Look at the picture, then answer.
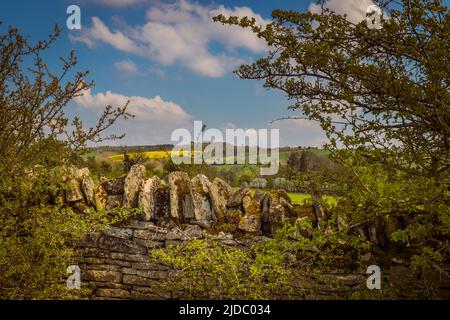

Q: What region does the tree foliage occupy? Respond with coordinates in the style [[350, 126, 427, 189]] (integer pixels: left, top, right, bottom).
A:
[[215, 0, 449, 276], [0, 23, 132, 298]]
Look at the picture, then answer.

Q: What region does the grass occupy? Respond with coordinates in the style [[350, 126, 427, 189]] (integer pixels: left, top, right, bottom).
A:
[[248, 188, 338, 206], [288, 192, 338, 206]]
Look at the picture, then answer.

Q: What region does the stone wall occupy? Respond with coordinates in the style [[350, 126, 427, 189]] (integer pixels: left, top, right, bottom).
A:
[[75, 217, 450, 300], [75, 218, 369, 300], [65, 165, 450, 300], [66, 164, 298, 299], [65, 164, 295, 236]]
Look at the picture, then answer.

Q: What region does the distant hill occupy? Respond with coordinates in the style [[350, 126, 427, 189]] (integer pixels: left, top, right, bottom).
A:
[[85, 144, 330, 165]]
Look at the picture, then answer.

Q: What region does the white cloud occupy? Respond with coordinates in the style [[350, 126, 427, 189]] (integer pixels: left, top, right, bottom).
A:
[[70, 17, 143, 54], [309, 0, 376, 24], [71, 0, 270, 77], [114, 59, 138, 74], [73, 88, 192, 145], [75, 88, 190, 123]]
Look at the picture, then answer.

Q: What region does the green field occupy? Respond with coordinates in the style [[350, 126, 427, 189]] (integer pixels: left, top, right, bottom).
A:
[[288, 192, 338, 206], [247, 188, 338, 206]]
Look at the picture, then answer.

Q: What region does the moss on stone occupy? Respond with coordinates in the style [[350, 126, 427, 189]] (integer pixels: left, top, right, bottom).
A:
[[215, 222, 238, 233], [226, 209, 242, 225], [246, 199, 261, 217]]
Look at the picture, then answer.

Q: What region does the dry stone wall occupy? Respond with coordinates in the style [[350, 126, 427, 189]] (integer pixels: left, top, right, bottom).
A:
[[61, 164, 295, 236], [64, 165, 450, 300], [75, 220, 372, 300], [66, 164, 298, 299]]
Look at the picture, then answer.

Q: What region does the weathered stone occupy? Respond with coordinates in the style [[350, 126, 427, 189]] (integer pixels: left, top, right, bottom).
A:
[[86, 263, 122, 272], [94, 185, 108, 211], [192, 194, 212, 223], [104, 227, 133, 240], [280, 196, 294, 211], [227, 188, 251, 207], [101, 176, 125, 195], [81, 177, 95, 206], [127, 220, 168, 231], [83, 270, 121, 283], [260, 193, 271, 234], [209, 178, 233, 222], [218, 239, 239, 246], [122, 268, 167, 280], [184, 224, 204, 239], [242, 196, 252, 213], [139, 176, 164, 221], [216, 222, 239, 233], [99, 236, 147, 254], [131, 262, 168, 271], [335, 274, 366, 286], [106, 194, 123, 212], [192, 220, 212, 229], [130, 288, 165, 300], [268, 201, 287, 233], [182, 193, 196, 220], [133, 229, 168, 241], [84, 257, 107, 265], [105, 259, 133, 267], [124, 165, 146, 209], [265, 189, 293, 234], [191, 174, 211, 195], [226, 209, 242, 224], [190, 175, 213, 224], [215, 177, 233, 196], [65, 178, 84, 202], [109, 252, 151, 263], [96, 288, 130, 299], [238, 195, 262, 233], [238, 213, 261, 233], [84, 257, 132, 267], [72, 167, 91, 180], [123, 274, 157, 286], [81, 248, 110, 259], [165, 229, 186, 241], [166, 225, 204, 241], [154, 184, 170, 219], [134, 239, 164, 249], [90, 282, 132, 291], [260, 193, 269, 221], [217, 231, 234, 240], [168, 171, 192, 220]]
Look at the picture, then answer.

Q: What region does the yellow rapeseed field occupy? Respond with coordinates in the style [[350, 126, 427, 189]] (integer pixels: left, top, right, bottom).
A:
[[109, 150, 201, 162]]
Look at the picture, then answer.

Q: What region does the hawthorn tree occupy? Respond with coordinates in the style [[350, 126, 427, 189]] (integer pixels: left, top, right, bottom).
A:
[[0, 24, 132, 180], [0, 23, 132, 298], [215, 0, 449, 277]]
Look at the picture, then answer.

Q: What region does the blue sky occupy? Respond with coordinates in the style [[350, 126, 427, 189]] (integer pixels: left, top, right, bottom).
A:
[[2, 0, 440, 147]]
